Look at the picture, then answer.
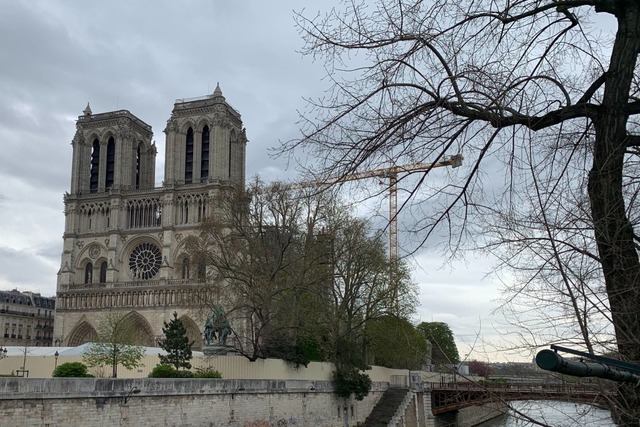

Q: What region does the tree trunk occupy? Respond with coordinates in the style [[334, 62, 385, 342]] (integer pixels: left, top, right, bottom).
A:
[[587, 4, 640, 424], [112, 345, 118, 378]]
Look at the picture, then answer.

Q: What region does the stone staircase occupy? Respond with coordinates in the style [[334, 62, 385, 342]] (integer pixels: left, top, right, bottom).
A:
[[362, 387, 411, 427]]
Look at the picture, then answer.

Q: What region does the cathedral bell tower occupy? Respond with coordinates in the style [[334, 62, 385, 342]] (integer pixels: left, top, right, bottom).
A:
[[54, 84, 247, 350], [163, 83, 246, 187], [70, 105, 156, 195]]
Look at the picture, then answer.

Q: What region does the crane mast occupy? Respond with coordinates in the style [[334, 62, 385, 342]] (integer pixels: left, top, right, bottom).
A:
[[310, 154, 463, 261]]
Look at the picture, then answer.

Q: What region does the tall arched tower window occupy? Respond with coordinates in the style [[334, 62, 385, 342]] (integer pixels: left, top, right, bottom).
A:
[[135, 142, 142, 189], [229, 130, 235, 179], [90, 139, 100, 193], [201, 125, 210, 182], [185, 127, 194, 184], [99, 261, 108, 283], [84, 263, 93, 284], [106, 137, 115, 189]]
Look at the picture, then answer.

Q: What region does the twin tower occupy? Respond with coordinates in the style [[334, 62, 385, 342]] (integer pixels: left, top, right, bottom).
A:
[[54, 85, 247, 349]]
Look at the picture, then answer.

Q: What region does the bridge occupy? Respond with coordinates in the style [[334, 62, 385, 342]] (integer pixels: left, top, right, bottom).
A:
[[427, 381, 610, 415]]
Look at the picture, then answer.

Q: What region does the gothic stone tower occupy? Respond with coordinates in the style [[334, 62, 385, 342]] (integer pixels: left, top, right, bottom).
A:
[[54, 85, 247, 349]]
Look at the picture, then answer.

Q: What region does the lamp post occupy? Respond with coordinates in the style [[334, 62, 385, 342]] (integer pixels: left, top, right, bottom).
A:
[[54, 351, 59, 369], [122, 386, 141, 405]]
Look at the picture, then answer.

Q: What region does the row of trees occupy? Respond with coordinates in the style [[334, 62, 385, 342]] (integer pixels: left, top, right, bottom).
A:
[[184, 179, 424, 395], [53, 307, 462, 379], [56, 307, 461, 384], [52, 311, 194, 379], [56, 179, 463, 398]]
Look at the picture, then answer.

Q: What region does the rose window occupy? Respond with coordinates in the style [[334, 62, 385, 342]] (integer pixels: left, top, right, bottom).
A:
[[128, 242, 162, 280]]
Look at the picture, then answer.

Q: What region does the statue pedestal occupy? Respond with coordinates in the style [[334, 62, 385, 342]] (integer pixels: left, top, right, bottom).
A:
[[203, 344, 238, 356]]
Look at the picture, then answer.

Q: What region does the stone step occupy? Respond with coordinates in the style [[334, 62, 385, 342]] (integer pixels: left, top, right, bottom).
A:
[[362, 387, 410, 427]]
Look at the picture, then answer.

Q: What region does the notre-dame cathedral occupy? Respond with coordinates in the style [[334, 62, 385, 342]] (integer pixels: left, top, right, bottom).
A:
[[53, 84, 246, 350]]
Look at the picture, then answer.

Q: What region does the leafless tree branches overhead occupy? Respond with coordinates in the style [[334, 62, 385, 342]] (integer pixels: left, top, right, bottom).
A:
[[283, 0, 640, 423]]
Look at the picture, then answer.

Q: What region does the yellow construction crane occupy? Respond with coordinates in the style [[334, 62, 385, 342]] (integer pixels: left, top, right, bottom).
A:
[[311, 154, 463, 261]]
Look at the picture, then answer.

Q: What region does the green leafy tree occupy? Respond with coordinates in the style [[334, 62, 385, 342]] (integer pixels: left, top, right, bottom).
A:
[[368, 316, 428, 370], [82, 311, 145, 378], [321, 215, 418, 368], [333, 366, 373, 401], [52, 362, 91, 378], [158, 312, 193, 370], [186, 179, 335, 362], [417, 322, 460, 367]]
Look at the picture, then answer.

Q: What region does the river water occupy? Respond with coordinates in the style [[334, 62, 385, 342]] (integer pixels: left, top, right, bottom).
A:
[[477, 400, 615, 426]]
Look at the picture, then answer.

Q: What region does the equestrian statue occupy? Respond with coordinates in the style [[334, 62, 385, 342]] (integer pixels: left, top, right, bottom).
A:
[[203, 305, 231, 346]]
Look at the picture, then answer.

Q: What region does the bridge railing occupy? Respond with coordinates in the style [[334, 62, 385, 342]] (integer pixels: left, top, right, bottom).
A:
[[426, 381, 604, 394]]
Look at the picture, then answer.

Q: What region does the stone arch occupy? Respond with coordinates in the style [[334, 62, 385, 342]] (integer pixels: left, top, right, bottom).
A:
[[136, 137, 153, 150], [101, 129, 117, 144], [85, 131, 101, 145], [75, 243, 108, 269], [195, 117, 210, 133], [179, 120, 196, 135], [178, 315, 203, 351], [120, 311, 156, 347], [172, 239, 192, 280], [66, 319, 98, 346]]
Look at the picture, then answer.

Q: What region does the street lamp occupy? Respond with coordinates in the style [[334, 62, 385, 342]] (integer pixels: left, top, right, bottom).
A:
[[122, 386, 141, 404], [54, 351, 59, 369]]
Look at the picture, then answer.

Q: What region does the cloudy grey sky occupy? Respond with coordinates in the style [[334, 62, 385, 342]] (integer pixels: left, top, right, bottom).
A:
[[0, 0, 555, 362]]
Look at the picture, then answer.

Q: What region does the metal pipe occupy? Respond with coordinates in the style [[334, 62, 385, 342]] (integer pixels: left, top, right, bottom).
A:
[[536, 349, 640, 384]]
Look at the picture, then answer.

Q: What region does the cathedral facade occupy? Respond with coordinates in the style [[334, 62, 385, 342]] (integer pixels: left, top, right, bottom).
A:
[[53, 85, 246, 350]]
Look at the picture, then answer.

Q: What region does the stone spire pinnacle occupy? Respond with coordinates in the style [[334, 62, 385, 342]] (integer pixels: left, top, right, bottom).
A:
[[83, 102, 92, 116], [213, 82, 222, 97]]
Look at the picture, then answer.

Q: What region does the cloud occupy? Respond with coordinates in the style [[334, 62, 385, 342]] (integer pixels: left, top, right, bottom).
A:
[[0, 0, 528, 362]]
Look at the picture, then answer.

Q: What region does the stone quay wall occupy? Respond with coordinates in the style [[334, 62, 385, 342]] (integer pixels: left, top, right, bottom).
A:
[[0, 378, 385, 427]]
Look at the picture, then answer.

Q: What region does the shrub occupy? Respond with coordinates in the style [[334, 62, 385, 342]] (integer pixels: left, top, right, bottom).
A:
[[52, 362, 91, 378], [333, 367, 372, 400], [193, 367, 222, 378], [148, 364, 192, 378]]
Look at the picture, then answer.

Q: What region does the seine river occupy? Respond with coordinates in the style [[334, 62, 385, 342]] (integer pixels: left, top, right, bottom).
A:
[[477, 401, 615, 426]]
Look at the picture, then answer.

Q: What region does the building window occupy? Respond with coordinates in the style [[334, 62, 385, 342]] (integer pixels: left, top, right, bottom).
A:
[[84, 262, 93, 284], [90, 139, 100, 193], [129, 242, 162, 280], [229, 131, 234, 178], [106, 137, 115, 189], [201, 125, 209, 181], [135, 142, 142, 189], [181, 258, 190, 280], [185, 127, 194, 184], [99, 261, 108, 283], [196, 262, 206, 280]]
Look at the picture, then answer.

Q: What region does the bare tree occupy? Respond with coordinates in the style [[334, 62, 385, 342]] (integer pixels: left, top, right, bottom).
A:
[[82, 311, 145, 378], [285, 1, 640, 423]]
